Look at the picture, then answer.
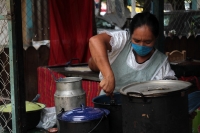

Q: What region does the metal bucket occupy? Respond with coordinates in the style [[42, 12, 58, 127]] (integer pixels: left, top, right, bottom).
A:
[[54, 77, 86, 115], [92, 93, 123, 133], [57, 104, 110, 133]]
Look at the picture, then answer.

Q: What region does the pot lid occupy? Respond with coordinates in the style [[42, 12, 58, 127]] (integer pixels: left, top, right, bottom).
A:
[[58, 104, 110, 122], [0, 101, 45, 113], [120, 80, 192, 97]]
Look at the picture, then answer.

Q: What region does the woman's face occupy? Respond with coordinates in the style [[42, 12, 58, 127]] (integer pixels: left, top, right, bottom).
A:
[[131, 25, 156, 47]]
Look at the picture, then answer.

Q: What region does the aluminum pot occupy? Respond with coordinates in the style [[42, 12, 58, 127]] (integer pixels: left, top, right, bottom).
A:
[[54, 77, 86, 115], [57, 104, 110, 133], [92, 92, 123, 133], [119, 80, 192, 133]]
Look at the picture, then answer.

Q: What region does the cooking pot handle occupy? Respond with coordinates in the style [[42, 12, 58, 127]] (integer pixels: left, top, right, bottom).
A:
[[127, 92, 151, 103]]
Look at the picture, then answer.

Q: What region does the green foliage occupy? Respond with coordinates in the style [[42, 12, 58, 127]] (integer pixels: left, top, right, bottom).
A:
[[184, 0, 192, 3], [188, 21, 196, 36], [136, 0, 145, 5]]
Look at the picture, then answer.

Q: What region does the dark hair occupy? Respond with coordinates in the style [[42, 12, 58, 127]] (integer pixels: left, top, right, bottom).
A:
[[129, 12, 159, 37]]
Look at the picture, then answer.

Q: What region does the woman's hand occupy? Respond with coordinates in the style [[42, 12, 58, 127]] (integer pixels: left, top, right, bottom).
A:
[[100, 73, 115, 96]]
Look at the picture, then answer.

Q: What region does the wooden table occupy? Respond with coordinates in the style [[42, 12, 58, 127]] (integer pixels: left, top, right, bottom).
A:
[[170, 60, 200, 78], [49, 65, 100, 81], [48, 60, 200, 80]]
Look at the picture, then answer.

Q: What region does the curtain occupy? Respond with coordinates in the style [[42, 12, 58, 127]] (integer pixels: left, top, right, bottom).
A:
[[48, 0, 93, 65]]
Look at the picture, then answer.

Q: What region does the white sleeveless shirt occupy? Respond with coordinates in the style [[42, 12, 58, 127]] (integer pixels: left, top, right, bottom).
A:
[[98, 30, 175, 81]]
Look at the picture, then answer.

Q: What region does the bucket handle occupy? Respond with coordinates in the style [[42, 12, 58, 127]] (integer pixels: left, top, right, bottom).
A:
[[87, 116, 104, 133], [87, 108, 108, 133], [127, 92, 151, 103]]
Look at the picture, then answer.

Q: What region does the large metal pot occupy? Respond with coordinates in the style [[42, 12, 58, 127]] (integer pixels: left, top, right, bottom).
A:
[[54, 77, 86, 115], [92, 92, 123, 133], [57, 104, 110, 133], [120, 80, 192, 133]]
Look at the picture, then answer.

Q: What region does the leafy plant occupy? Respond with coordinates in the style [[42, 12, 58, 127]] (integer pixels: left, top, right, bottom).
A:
[[184, 0, 192, 3], [188, 21, 196, 36]]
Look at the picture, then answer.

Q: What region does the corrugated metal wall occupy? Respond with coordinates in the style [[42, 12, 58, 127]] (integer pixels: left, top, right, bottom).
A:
[[22, 0, 49, 48]]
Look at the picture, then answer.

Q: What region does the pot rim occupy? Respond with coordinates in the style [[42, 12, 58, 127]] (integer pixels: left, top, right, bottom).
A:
[[92, 92, 121, 105], [57, 105, 110, 122], [0, 101, 46, 113], [120, 80, 191, 97], [55, 77, 82, 83], [57, 115, 105, 123]]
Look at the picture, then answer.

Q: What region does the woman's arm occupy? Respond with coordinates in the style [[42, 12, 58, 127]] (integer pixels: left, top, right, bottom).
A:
[[152, 59, 176, 80], [88, 58, 99, 72], [88, 33, 115, 95]]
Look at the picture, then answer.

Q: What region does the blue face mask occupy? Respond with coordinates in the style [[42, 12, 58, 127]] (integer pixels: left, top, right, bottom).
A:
[[131, 43, 153, 56]]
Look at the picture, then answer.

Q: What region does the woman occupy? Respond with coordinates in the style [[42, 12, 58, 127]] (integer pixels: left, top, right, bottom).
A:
[[88, 12, 175, 96]]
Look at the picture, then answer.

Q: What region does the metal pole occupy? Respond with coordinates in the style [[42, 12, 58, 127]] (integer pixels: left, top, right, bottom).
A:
[[8, 0, 26, 132], [152, 0, 165, 53], [192, 0, 197, 10]]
